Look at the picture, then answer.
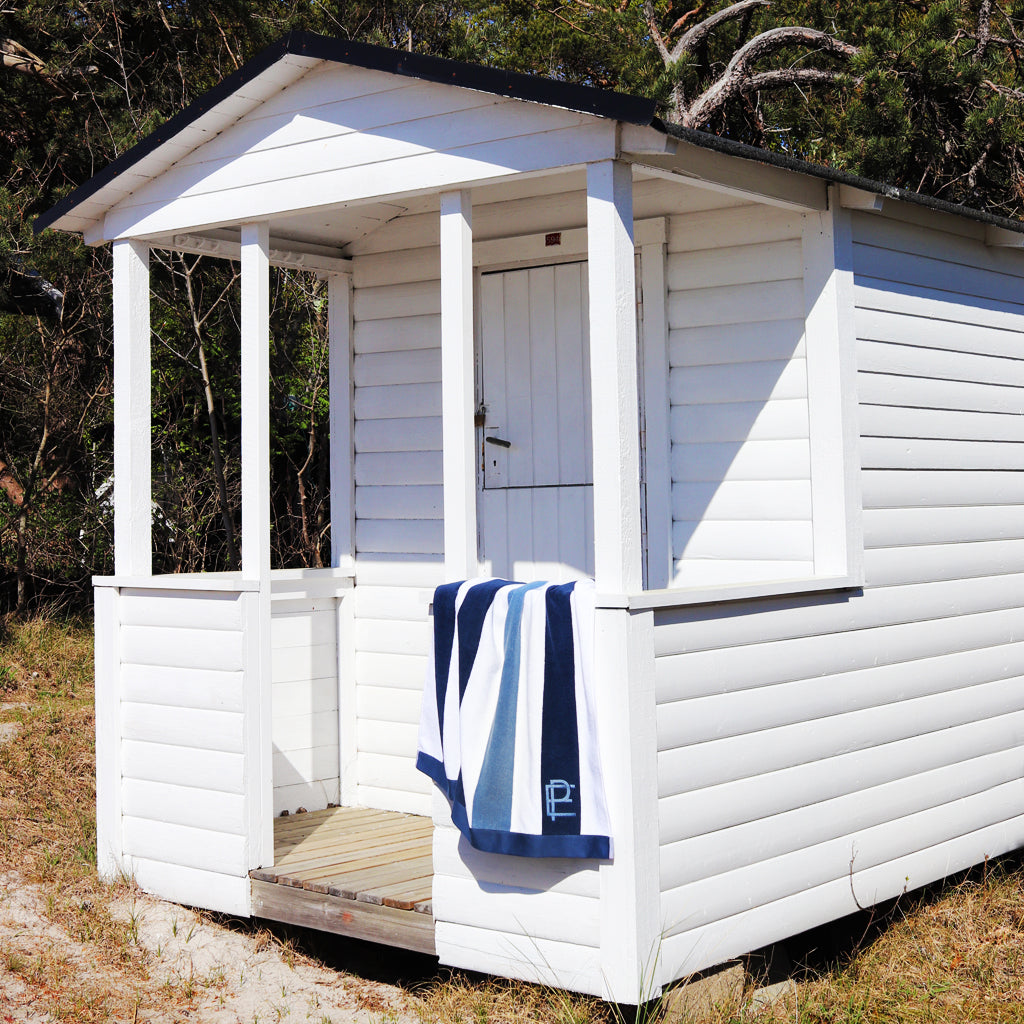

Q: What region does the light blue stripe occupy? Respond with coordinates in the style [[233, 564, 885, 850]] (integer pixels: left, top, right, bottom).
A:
[[471, 582, 543, 832]]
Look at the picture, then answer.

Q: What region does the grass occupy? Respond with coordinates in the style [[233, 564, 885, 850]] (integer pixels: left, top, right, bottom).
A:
[[2, 612, 1024, 1023]]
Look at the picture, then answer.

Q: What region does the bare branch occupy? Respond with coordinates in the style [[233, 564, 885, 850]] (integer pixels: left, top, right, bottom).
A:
[[644, 0, 671, 63], [984, 77, 1024, 101], [968, 139, 995, 189], [682, 25, 858, 127], [669, 0, 771, 64], [0, 37, 96, 96], [975, 0, 993, 63], [740, 66, 853, 95]]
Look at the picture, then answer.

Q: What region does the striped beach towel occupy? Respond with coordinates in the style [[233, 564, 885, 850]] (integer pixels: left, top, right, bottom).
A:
[[416, 578, 612, 859]]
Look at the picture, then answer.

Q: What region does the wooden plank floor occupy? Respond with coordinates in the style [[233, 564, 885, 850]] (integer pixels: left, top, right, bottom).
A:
[[250, 806, 435, 954]]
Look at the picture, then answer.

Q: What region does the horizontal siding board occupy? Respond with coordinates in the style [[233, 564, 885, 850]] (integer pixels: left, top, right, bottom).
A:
[[270, 608, 336, 649], [351, 585, 432, 621], [667, 207, 801, 253], [859, 403, 1024, 443], [354, 785, 431, 816], [355, 519, 444, 555], [358, 752, 432, 794], [356, 485, 443, 520], [661, 746, 1024, 890], [121, 703, 243, 754], [659, 707, 1024, 843], [858, 338, 1024, 388], [671, 438, 811, 483], [120, 625, 242, 672], [670, 320, 806, 367], [272, 746, 338, 789], [673, 520, 813, 561], [671, 399, 809, 443], [120, 665, 243, 713], [667, 239, 803, 291], [354, 280, 440, 321], [865, 538, 1024, 586], [673, 480, 812, 522], [121, 740, 245, 794], [355, 651, 428, 688], [672, 559, 813, 586], [353, 382, 441, 420], [272, 709, 340, 753], [353, 247, 440, 288], [670, 360, 807, 406], [862, 468, 1024, 508], [353, 314, 439, 354], [270, 642, 337, 684], [668, 279, 805, 330], [356, 686, 423, 724], [121, 779, 246, 835], [863, 505, 1024, 547], [130, 857, 251, 917], [354, 348, 441, 387], [357, 719, 418, 757], [855, 278, 1024, 335], [122, 816, 247, 875], [355, 418, 442, 453], [271, 676, 338, 717], [858, 371, 1024, 415], [353, 554, 444, 588], [274, 779, 340, 815], [118, 591, 243, 630], [856, 306, 1024, 361], [355, 617, 431, 656], [355, 452, 443, 486]]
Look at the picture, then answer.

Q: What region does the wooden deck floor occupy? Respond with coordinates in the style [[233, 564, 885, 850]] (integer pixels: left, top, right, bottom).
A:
[[250, 806, 435, 954]]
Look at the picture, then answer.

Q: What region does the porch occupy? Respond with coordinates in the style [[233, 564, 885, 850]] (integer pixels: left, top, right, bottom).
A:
[[251, 806, 435, 955]]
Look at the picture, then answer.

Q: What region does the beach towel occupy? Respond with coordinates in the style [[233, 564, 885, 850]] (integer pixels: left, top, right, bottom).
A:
[[416, 578, 612, 859]]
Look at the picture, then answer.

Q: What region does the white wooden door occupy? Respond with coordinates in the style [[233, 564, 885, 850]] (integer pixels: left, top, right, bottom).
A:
[[478, 262, 595, 582]]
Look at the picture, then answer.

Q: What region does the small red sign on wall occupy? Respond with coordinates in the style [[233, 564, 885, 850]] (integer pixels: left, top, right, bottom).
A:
[[545, 232, 562, 247]]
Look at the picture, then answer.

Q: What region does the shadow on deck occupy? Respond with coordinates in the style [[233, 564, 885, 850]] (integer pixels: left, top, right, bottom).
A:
[[250, 806, 435, 954]]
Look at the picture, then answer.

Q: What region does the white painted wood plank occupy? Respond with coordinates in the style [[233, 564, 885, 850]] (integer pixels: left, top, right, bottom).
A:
[[862, 468, 1024, 508], [669, 320, 806, 367], [354, 247, 440, 289], [356, 519, 443, 555], [270, 642, 337, 684], [434, 875, 600, 947], [357, 719, 418, 757], [660, 781, 1024, 940], [670, 359, 807, 405], [120, 665, 244, 713], [674, 520, 812, 561], [673, 479, 812, 522], [273, 779, 339, 816], [354, 617, 431, 656], [671, 439, 811, 482], [271, 746, 339, 788], [121, 739, 244, 794], [93, 586, 122, 881], [120, 625, 243, 672], [354, 382, 441, 420], [356, 485, 443, 520], [354, 280, 440, 322], [355, 451, 442, 486], [272, 709, 339, 753], [355, 651, 428, 688], [859, 403, 1024, 443], [118, 591, 243, 630], [668, 279, 805, 330], [435, 922, 604, 998], [856, 307, 1024, 361], [329, 274, 355, 573], [667, 207, 801, 253], [271, 677, 338, 717], [654, 570, 1024, 659], [353, 555, 444, 588], [356, 686, 422, 725], [354, 784, 431, 816], [270, 609, 336, 649], [858, 338, 1024, 387], [530, 266, 560, 486], [123, 816, 247, 875], [864, 505, 1024, 547], [671, 558, 813, 587], [121, 703, 243, 753], [865, 538, 1024, 586], [357, 752, 433, 793], [667, 239, 803, 290], [671, 399, 810, 443], [658, 707, 1024, 842], [122, 779, 246, 835], [112, 239, 152, 576], [556, 262, 591, 485], [351, 585, 432, 620], [661, 746, 1024, 889], [655, 605, 1024, 703], [354, 417, 442, 453], [861, 436, 1024, 470], [658, 810, 1024, 983], [353, 314, 439, 354], [129, 857, 251, 917]]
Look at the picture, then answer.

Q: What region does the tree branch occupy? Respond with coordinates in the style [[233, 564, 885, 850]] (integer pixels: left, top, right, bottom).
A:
[[984, 78, 1024, 101], [681, 25, 858, 127], [740, 66, 854, 95], [0, 37, 96, 96], [669, 0, 771, 64], [644, 0, 671, 63], [975, 0, 993, 63]]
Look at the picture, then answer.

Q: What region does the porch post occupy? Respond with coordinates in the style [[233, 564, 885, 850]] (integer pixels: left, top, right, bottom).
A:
[[586, 159, 661, 1004], [112, 239, 152, 576], [240, 221, 273, 869], [439, 190, 477, 580]]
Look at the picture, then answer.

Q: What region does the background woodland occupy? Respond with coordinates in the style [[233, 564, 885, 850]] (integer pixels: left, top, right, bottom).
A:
[[2, 0, 1023, 612]]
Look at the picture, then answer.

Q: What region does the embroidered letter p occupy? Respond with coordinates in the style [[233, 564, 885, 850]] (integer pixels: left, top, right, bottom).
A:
[[544, 779, 577, 820]]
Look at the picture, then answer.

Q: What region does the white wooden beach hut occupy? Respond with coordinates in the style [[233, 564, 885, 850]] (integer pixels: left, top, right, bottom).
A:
[[37, 31, 1024, 1004]]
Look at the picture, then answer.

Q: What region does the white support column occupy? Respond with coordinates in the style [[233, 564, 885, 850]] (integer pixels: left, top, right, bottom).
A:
[[440, 190, 477, 581], [587, 160, 661, 1004], [587, 160, 643, 595], [328, 272, 358, 806], [93, 583, 123, 881], [239, 221, 273, 871], [112, 239, 152, 577]]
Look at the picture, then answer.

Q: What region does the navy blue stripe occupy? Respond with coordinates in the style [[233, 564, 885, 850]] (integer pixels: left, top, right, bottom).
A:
[[455, 579, 511, 702], [540, 582, 581, 837], [431, 583, 462, 737]]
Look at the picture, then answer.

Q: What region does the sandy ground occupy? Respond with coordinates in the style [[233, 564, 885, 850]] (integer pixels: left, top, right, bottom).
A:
[[0, 873, 422, 1023]]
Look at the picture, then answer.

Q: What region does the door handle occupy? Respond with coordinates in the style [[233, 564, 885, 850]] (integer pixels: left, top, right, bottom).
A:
[[484, 436, 512, 449]]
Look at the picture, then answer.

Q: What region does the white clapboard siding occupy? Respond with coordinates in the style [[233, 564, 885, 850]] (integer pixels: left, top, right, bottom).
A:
[[122, 779, 247, 835], [356, 485, 443, 520], [653, 209, 1024, 982], [270, 598, 340, 814], [665, 209, 811, 588], [355, 417, 443, 453]]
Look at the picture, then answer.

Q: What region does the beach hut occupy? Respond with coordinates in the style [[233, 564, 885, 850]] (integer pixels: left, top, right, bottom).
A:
[[37, 32, 1024, 1004]]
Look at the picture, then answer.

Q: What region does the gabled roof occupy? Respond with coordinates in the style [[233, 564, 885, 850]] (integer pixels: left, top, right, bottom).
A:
[[34, 32, 658, 236], [35, 31, 1024, 240]]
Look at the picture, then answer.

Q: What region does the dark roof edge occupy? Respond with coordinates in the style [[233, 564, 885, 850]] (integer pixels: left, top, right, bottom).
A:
[[664, 123, 1024, 236], [34, 32, 657, 236]]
